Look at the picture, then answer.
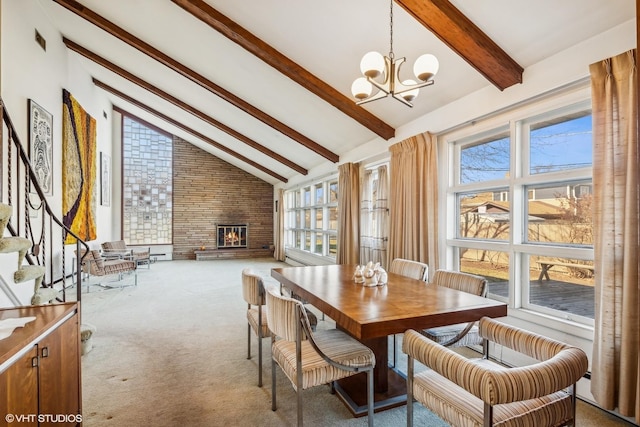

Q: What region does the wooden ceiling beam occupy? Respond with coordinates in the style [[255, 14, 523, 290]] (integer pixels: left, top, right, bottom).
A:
[[52, 0, 339, 163], [171, 0, 396, 140], [94, 79, 288, 183], [395, 0, 523, 90], [63, 37, 307, 176]]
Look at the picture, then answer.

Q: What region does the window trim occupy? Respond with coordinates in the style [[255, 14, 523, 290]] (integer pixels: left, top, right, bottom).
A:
[[442, 84, 595, 331], [284, 176, 338, 260]]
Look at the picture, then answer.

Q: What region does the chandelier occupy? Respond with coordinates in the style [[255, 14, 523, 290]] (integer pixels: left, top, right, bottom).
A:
[[351, 0, 439, 107]]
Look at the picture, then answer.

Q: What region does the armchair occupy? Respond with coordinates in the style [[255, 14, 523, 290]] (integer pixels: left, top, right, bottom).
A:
[[403, 317, 588, 427], [265, 285, 376, 427], [74, 249, 137, 292], [102, 240, 151, 269]]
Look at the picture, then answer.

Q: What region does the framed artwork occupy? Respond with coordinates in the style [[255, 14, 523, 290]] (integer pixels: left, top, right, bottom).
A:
[[100, 152, 111, 207], [28, 99, 53, 196]]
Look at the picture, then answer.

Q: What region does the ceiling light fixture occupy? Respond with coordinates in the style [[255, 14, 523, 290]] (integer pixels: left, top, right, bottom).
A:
[[351, 0, 439, 107]]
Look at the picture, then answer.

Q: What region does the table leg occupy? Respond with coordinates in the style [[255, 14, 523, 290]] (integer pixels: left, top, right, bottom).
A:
[[334, 335, 407, 416], [538, 263, 552, 281]]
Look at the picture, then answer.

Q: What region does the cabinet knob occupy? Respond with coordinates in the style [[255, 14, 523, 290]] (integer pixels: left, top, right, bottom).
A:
[[41, 347, 49, 358], [31, 356, 38, 367]]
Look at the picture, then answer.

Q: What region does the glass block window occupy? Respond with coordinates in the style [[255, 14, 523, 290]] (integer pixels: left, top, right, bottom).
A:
[[122, 115, 173, 244]]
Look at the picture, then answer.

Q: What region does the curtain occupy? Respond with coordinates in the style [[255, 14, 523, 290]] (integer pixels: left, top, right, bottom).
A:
[[336, 162, 360, 265], [590, 49, 639, 424], [274, 188, 285, 261], [373, 165, 389, 267], [360, 169, 373, 263], [359, 165, 390, 267], [388, 132, 439, 273]]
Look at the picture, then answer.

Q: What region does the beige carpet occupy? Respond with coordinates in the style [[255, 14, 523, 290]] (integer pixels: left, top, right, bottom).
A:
[[79, 259, 635, 427]]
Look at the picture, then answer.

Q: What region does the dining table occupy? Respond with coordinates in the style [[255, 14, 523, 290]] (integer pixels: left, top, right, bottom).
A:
[[270, 263, 508, 416]]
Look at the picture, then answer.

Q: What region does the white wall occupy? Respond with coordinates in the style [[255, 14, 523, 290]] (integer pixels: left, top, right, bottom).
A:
[[1, 0, 115, 285]]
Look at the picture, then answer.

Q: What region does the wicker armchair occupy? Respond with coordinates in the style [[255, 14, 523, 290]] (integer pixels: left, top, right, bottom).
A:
[[101, 240, 151, 269], [265, 285, 376, 427], [403, 317, 588, 427]]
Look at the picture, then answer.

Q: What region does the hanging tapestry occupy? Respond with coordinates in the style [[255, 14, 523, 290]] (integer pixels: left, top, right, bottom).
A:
[[62, 89, 97, 244]]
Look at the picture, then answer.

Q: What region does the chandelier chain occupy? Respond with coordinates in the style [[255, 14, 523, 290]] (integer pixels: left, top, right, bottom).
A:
[[389, 0, 394, 59]]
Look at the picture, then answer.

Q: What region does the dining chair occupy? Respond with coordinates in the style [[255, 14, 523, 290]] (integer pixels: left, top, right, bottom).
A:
[[265, 285, 376, 427], [388, 258, 429, 366], [421, 269, 488, 347], [241, 268, 270, 387], [403, 317, 588, 427]]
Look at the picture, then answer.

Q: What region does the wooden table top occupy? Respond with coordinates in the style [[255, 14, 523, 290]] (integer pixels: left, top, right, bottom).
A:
[[271, 264, 507, 341]]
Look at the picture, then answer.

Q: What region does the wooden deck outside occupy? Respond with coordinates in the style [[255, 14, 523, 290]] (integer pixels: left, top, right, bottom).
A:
[[487, 279, 595, 318]]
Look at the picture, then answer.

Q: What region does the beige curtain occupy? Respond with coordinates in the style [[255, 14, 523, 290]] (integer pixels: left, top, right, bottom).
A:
[[375, 165, 389, 267], [360, 169, 374, 263], [336, 163, 360, 264], [388, 132, 439, 272], [359, 165, 390, 267], [273, 188, 285, 261], [590, 49, 639, 424]]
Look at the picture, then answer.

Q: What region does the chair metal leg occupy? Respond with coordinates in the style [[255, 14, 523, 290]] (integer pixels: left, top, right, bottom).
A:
[[367, 368, 374, 427], [392, 334, 397, 367], [271, 342, 277, 411], [297, 383, 303, 427], [258, 329, 263, 387], [407, 355, 414, 427], [247, 323, 251, 359]]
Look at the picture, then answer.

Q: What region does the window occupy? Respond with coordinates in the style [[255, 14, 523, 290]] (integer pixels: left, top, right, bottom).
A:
[[122, 114, 173, 244], [447, 98, 593, 324], [285, 177, 338, 258]]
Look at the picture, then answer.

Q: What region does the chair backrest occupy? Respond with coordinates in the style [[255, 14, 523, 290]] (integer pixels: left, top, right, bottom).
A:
[[265, 286, 311, 342], [389, 258, 429, 281], [76, 250, 105, 275], [241, 268, 265, 306], [431, 269, 487, 297], [102, 240, 127, 251]]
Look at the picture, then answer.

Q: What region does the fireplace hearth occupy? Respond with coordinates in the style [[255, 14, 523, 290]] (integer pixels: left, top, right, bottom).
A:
[[217, 224, 247, 249]]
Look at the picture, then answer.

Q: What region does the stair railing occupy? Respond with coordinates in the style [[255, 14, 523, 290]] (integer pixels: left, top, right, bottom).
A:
[[1, 97, 89, 303]]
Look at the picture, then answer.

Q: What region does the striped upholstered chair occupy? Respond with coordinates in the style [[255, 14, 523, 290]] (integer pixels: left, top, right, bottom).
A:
[[241, 268, 270, 387], [388, 258, 429, 366], [265, 286, 376, 427], [403, 317, 589, 427], [421, 270, 488, 347], [389, 258, 429, 281]]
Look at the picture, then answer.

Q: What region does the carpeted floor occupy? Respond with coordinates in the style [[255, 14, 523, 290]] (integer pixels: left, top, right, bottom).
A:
[[79, 259, 634, 427]]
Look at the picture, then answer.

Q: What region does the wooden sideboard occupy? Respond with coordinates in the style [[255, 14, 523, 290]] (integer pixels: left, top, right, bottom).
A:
[[0, 302, 82, 426]]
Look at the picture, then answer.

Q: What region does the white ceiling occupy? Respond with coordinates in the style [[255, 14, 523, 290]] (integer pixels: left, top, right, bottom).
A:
[[37, 0, 635, 185]]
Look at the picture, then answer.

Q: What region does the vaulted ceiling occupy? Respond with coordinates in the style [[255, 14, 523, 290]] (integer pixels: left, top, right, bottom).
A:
[[39, 0, 634, 184]]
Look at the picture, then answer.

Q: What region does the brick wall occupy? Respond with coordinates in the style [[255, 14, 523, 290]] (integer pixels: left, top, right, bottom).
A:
[[172, 137, 274, 260]]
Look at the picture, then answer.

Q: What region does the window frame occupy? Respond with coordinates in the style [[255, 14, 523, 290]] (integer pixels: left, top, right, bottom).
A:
[[444, 88, 594, 330], [284, 177, 338, 260]]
